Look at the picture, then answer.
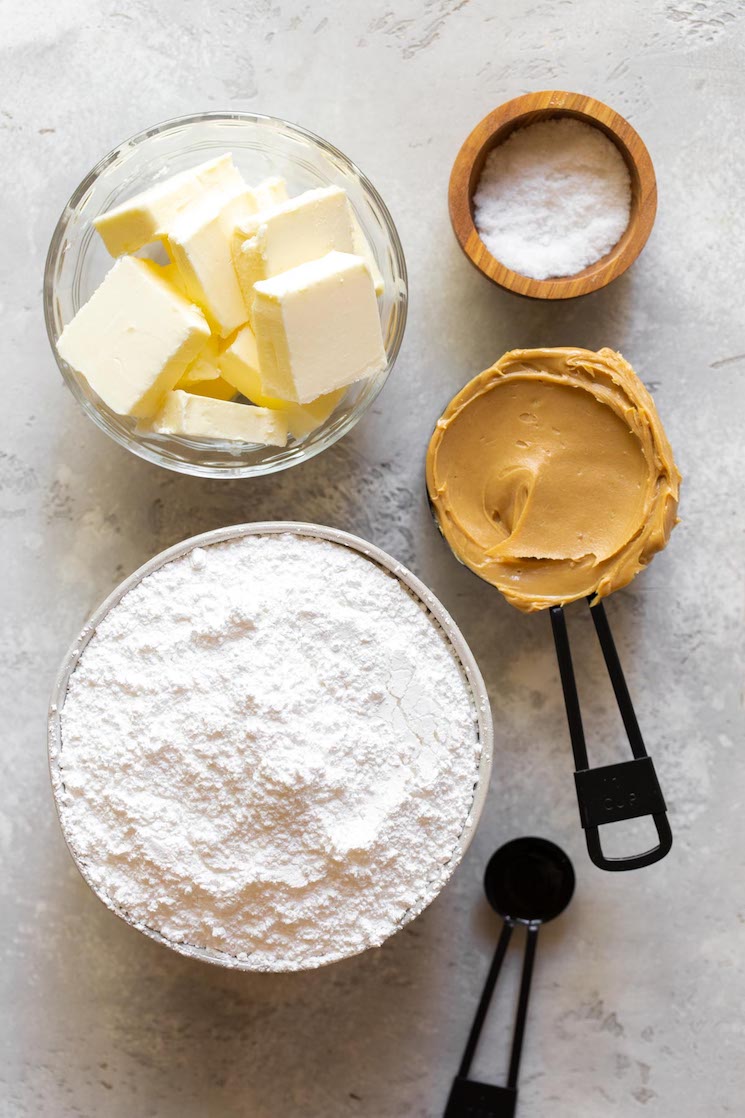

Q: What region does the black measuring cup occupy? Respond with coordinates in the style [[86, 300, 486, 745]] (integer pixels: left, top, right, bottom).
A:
[[444, 837, 575, 1117], [549, 598, 671, 870], [427, 490, 672, 872]]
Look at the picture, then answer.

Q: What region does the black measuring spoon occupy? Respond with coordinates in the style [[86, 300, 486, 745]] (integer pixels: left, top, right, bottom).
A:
[[444, 837, 575, 1118]]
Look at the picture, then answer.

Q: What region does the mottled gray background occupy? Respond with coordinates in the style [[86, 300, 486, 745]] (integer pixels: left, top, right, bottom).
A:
[[2, 0, 744, 1114]]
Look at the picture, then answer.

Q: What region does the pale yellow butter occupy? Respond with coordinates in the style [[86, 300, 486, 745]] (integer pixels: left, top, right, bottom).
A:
[[285, 388, 346, 439], [219, 326, 344, 436], [164, 184, 288, 337], [175, 337, 235, 401], [144, 257, 187, 295], [57, 257, 210, 418], [166, 189, 260, 338], [141, 259, 237, 403], [93, 154, 245, 257], [232, 186, 354, 308], [252, 176, 289, 210], [252, 251, 386, 404], [153, 390, 288, 445], [217, 325, 285, 407]]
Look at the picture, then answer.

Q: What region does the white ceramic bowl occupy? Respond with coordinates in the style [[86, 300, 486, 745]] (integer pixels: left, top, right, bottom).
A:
[[49, 522, 493, 970], [44, 113, 408, 478]]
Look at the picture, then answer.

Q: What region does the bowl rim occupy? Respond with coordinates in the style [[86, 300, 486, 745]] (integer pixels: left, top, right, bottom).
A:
[[448, 90, 657, 301], [48, 521, 494, 972], [43, 111, 408, 478]]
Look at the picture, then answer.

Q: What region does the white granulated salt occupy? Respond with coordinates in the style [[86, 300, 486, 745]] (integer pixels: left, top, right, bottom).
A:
[[473, 117, 632, 280], [58, 533, 481, 970]]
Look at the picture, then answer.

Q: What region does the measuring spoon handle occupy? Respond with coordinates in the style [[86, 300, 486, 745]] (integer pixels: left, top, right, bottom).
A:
[[458, 921, 513, 1078], [506, 924, 538, 1090], [445, 921, 535, 1118]]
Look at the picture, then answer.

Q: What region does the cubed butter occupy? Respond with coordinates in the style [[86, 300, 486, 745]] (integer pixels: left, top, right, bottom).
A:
[[148, 257, 187, 295], [217, 325, 286, 408], [93, 154, 245, 257], [231, 186, 354, 307], [252, 176, 289, 210], [285, 388, 346, 439], [219, 327, 343, 435], [153, 390, 288, 445], [252, 251, 386, 404], [175, 337, 235, 401], [57, 257, 210, 418], [348, 206, 385, 296], [166, 189, 259, 337], [176, 365, 235, 401]]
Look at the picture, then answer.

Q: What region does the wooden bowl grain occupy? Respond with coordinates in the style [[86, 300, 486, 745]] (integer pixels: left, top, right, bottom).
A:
[[448, 91, 657, 300]]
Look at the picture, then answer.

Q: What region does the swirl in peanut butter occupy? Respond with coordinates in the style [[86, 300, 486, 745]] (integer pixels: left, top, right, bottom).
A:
[[426, 348, 680, 613]]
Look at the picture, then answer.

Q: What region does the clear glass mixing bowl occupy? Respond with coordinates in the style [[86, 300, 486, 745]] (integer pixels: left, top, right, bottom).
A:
[[44, 113, 408, 478]]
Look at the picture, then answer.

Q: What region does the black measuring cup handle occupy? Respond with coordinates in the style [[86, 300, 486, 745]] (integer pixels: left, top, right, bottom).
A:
[[550, 600, 672, 872]]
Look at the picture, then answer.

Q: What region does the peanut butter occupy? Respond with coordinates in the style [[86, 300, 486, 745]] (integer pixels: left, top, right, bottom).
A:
[[426, 347, 680, 612]]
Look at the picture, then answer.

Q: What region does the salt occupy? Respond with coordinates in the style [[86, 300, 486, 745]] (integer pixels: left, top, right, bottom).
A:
[[473, 117, 632, 281]]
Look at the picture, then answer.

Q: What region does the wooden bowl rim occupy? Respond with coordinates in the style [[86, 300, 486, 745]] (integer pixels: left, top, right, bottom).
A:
[[448, 90, 658, 300]]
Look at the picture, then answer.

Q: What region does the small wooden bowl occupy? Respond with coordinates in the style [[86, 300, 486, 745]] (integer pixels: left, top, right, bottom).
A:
[[449, 91, 657, 300]]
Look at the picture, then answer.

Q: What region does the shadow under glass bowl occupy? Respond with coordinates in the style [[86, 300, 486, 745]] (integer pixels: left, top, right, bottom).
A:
[[48, 522, 494, 972], [44, 112, 408, 479]]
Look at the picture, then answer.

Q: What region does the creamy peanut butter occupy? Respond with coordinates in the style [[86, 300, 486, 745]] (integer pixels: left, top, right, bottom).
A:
[[426, 347, 680, 612]]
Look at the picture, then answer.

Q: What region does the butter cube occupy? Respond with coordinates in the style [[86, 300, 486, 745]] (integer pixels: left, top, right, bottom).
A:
[[175, 338, 235, 401], [231, 187, 355, 306], [93, 154, 245, 257], [252, 251, 386, 404], [57, 257, 210, 418], [252, 176, 289, 210], [166, 189, 258, 337], [178, 367, 235, 402], [348, 206, 385, 297], [285, 388, 346, 439], [147, 257, 187, 295], [153, 390, 287, 446], [219, 327, 344, 436], [217, 325, 285, 408]]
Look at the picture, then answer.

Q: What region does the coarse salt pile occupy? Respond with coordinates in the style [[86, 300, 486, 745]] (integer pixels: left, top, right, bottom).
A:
[[473, 117, 632, 281], [57, 533, 481, 971]]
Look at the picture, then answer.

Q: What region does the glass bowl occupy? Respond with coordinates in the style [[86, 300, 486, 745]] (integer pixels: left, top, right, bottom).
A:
[[44, 113, 408, 478], [48, 522, 494, 971]]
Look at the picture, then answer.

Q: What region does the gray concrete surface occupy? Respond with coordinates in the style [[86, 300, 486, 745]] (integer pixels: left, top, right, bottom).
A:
[[3, 0, 745, 1114]]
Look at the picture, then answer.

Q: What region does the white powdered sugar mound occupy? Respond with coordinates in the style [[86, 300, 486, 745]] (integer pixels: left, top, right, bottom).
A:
[[473, 117, 632, 280], [58, 533, 481, 970]]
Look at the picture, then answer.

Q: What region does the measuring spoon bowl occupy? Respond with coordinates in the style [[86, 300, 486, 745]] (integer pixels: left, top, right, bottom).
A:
[[484, 836, 575, 926]]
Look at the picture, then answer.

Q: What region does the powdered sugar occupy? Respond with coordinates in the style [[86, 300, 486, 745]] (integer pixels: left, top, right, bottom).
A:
[[58, 532, 481, 970], [473, 117, 632, 280]]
